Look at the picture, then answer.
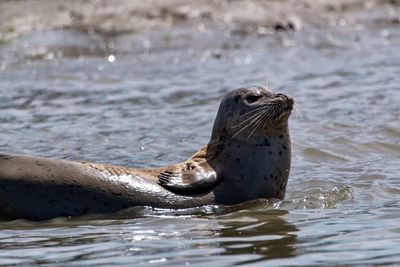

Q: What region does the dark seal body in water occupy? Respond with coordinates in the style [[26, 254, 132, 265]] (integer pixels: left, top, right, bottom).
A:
[[0, 86, 293, 220]]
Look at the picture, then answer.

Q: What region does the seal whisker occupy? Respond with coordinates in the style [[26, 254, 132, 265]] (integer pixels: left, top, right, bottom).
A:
[[246, 109, 271, 139], [238, 102, 280, 120], [293, 103, 300, 117], [233, 108, 271, 139], [232, 104, 279, 128], [232, 108, 268, 129], [238, 105, 271, 118], [258, 108, 274, 128], [292, 100, 301, 117], [242, 81, 255, 91], [243, 83, 258, 91], [260, 105, 277, 124], [247, 104, 278, 139], [233, 110, 266, 133], [231, 110, 267, 139], [233, 101, 282, 136]]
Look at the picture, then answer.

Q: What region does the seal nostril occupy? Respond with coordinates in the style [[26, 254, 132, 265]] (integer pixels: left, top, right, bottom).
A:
[[245, 95, 262, 104], [276, 93, 287, 100], [276, 94, 293, 105]]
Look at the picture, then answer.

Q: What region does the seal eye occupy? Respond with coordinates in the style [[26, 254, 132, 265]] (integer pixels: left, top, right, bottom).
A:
[[245, 95, 262, 104]]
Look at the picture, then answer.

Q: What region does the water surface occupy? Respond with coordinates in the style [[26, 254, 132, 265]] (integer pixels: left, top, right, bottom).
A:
[[0, 1, 400, 266]]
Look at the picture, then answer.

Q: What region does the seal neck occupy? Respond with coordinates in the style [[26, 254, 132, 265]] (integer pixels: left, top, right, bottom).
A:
[[211, 122, 290, 146]]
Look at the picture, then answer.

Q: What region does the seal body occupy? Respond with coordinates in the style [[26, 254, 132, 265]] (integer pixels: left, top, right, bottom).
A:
[[0, 155, 214, 220], [0, 86, 293, 220]]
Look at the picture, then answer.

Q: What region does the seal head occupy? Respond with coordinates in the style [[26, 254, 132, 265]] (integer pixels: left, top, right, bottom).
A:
[[211, 85, 293, 141]]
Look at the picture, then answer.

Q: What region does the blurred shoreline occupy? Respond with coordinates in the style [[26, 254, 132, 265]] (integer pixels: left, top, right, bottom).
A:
[[1, 0, 399, 42], [0, 0, 398, 68]]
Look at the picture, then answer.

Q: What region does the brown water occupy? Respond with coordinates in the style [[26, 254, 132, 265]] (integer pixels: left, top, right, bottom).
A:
[[1, 1, 400, 266]]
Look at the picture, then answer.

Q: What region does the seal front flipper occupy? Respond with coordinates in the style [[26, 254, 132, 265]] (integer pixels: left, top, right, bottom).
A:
[[158, 162, 218, 195]]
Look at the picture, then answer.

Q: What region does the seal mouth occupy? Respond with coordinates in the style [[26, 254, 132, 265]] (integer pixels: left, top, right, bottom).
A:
[[262, 93, 294, 119]]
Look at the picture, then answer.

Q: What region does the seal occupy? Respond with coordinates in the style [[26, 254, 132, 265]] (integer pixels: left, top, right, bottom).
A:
[[0, 86, 293, 220]]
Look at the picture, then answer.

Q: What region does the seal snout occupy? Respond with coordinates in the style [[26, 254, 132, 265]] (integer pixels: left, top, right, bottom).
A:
[[275, 93, 294, 111]]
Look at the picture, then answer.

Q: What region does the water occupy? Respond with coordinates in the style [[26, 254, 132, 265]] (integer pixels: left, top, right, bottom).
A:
[[0, 1, 400, 266]]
